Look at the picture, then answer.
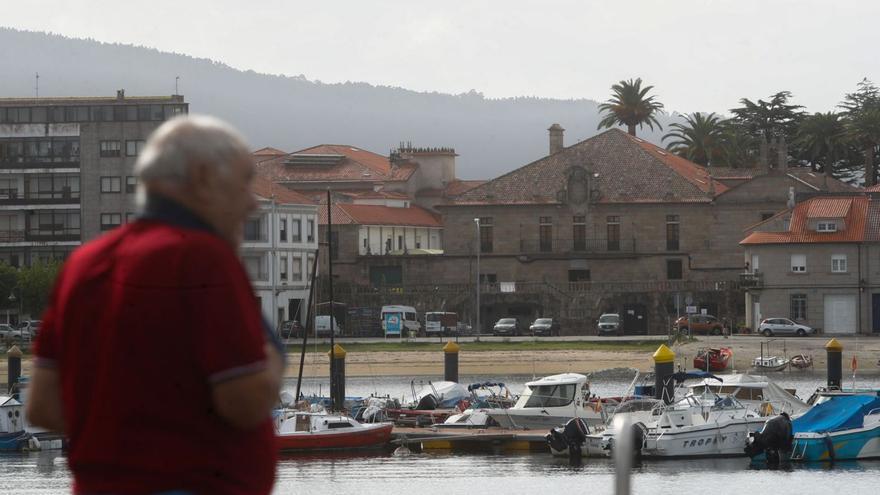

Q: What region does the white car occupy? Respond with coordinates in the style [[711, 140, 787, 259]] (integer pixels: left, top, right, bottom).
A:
[[758, 318, 816, 337]]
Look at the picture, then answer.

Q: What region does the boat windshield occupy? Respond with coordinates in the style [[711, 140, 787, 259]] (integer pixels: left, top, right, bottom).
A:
[[710, 395, 745, 411], [524, 384, 576, 408]]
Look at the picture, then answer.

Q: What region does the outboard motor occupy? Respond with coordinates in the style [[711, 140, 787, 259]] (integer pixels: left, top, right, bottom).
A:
[[745, 412, 793, 466], [416, 394, 439, 410], [546, 418, 589, 462], [604, 422, 646, 461]]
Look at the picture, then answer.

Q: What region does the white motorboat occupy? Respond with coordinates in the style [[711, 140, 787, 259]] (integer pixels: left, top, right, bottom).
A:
[[638, 393, 768, 458], [489, 373, 609, 430], [685, 373, 809, 416], [753, 356, 789, 372]]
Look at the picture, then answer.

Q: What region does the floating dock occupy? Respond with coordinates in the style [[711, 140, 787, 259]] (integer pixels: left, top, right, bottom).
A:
[[392, 426, 549, 453]]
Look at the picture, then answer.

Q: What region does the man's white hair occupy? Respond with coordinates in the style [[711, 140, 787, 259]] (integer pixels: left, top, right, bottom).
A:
[[134, 114, 251, 184]]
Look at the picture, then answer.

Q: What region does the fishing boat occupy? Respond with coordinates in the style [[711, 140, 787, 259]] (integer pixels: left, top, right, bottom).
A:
[[275, 410, 393, 451], [0, 395, 35, 452], [753, 356, 789, 372], [693, 348, 732, 372], [489, 373, 615, 430], [790, 354, 813, 370]]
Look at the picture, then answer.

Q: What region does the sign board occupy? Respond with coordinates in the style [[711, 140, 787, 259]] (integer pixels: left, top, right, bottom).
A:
[[500, 282, 516, 293], [384, 313, 402, 336], [686, 305, 698, 314]]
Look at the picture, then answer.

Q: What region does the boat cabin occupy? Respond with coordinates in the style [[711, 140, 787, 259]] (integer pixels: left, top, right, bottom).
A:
[[0, 396, 24, 434], [276, 412, 359, 434]]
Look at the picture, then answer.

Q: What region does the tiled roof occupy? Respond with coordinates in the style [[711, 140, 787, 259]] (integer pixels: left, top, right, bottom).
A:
[[318, 203, 441, 227], [806, 197, 851, 218], [741, 196, 868, 245], [256, 144, 410, 183], [452, 129, 726, 205], [251, 176, 315, 205], [786, 169, 858, 193], [708, 167, 761, 179], [865, 184, 880, 192], [444, 180, 486, 197], [867, 200, 880, 242], [252, 146, 287, 157]]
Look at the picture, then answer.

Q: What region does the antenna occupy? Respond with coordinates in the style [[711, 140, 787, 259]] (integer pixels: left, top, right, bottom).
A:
[[175, 75, 180, 95], [35, 73, 39, 97]]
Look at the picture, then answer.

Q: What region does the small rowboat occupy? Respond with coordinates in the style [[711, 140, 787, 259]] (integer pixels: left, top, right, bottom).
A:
[[790, 354, 813, 370], [275, 411, 393, 451], [694, 347, 732, 372]]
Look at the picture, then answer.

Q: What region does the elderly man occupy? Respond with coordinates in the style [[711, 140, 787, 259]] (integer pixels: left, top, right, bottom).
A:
[[26, 115, 284, 494]]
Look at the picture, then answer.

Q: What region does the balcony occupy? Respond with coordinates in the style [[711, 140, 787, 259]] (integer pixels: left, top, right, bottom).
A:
[[0, 160, 80, 170], [739, 271, 763, 289], [0, 229, 80, 243], [519, 238, 635, 256], [0, 190, 80, 206]]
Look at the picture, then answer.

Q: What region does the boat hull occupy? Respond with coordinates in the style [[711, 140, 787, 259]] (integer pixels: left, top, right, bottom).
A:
[[790, 426, 880, 461], [277, 423, 393, 452], [694, 349, 732, 372], [0, 431, 33, 452], [490, 409, 605, 430], [642, 418, 767, 458]]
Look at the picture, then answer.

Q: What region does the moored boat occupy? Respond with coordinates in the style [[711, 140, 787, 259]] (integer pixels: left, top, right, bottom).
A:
[[753, 355, 789, 372], [275, 410, 393, 451], [488, 373, 612, 430], [790, 354, 813, 370], [694, 348, 732, 372]]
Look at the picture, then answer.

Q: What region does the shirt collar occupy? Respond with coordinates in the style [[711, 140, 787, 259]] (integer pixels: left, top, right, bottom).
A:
[[137, 193, 217, 235]]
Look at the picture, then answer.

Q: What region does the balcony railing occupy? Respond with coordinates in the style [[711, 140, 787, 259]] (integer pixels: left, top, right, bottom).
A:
[[519, 238, 635, 255], [0, 160, 80, 170], [0, 229, 80, 242], [739, 271, 763, 289], [0, 191, 80, 205]]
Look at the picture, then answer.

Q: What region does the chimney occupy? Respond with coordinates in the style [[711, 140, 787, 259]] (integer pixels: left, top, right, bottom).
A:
[[548, 123, 565, 155], [116, 89, 125, 100]]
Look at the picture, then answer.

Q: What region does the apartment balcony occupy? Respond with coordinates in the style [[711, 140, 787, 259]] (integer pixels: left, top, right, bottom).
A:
[[739, 271, 763, 289], [0, 160, 80, 170], [518, 238, 636, 256], [0, 191, 80, 206], [0, 229, 81, 243]]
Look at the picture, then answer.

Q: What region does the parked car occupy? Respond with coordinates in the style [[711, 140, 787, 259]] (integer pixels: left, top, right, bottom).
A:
[[529, 318, 560, 336], [758, 318, 816, 337], [675, 314, 724, 335], [0, 324, 16, 340], [278, 320, 304, 339], [425, 312, 459, 336], [18, 320, 41, 339], [315, 315, 342, 337], [493, 318, 520, 336], [597, 313, 622, 336]]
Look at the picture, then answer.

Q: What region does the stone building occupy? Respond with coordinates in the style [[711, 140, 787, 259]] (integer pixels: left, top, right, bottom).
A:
[[741, 194, 880, 335], [0, 91, 188, 265]]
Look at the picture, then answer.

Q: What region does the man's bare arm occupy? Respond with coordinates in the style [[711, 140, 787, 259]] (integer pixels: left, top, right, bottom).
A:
[[25, 367, 66, 432], [211, 343, 284, 429]]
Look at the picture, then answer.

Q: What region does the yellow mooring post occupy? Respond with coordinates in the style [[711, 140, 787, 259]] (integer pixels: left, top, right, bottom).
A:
[[443, 341, 461, 383], [825, 338, 843, 389], [328, 344, 347, 409], [653, 344, 676, 404]]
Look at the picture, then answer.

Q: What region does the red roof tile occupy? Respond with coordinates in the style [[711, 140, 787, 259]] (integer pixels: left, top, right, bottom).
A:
[[256, 144, 407, 184], [318, 203, 441, 227], [741, 196, 867, 245], [251, 176, 315, 205], [806, 198, 852, 218], [253, 146, 286, 156]]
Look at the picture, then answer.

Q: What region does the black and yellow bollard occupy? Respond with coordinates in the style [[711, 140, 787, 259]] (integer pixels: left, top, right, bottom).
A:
[[328, 344, 346, 409], [443, 341, 460, 383], [825, 338, 843, 389], [7, 345, 22, 399], [653, 344, 676, 404]]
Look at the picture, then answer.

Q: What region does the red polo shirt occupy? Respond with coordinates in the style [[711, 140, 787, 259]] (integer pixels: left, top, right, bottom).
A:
[[35, 220, 276, 494]]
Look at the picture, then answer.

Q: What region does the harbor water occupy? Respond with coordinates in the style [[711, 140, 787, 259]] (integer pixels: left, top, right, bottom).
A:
[[3, 373, 879, 494]]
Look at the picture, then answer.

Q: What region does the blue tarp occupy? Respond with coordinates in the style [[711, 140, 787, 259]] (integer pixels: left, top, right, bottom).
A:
[[792, 395, 880, 434]]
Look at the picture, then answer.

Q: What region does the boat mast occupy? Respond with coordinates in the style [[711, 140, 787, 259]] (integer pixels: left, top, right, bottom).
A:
[[294, 251, 320, 401], [327, 189, 337, 412]]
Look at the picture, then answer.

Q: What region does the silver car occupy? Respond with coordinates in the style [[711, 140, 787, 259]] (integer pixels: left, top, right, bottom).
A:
[[758, 318, 816, 337]]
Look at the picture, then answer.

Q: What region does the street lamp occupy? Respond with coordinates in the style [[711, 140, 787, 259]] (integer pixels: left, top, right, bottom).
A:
[[474, 218, 480, 337]]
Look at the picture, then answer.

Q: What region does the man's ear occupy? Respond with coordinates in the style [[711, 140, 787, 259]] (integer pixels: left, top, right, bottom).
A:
[[188, 162, 216, 200]]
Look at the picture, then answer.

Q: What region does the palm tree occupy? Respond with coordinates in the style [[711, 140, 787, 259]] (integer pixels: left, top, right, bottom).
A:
[[663, 113, 728, 166], [796, 112, 849, 177], [597, 78, 664, 137], [845, 109, 880, 186]]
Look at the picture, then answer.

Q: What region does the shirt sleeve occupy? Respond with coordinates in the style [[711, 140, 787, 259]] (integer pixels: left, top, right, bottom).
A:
[[185, 242, 268, 384]]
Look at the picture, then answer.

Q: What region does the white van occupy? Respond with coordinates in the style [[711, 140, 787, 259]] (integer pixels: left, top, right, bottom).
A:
[[425, 312, 458, 336], [315, 315, 341, 336], [381, 305, 421, 336]]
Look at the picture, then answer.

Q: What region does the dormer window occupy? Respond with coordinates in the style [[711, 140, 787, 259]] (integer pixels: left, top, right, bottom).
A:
[[817, 221, 837, 232]]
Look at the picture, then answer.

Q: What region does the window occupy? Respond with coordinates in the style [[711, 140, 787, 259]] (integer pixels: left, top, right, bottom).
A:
[[666, 214, 680, 251], [831, 254, 847, 273], [667, 259, 683, 280], [244, 217, 262, 242], [761, 212, 774, 221], [292, 219, 302, 242], [572, 216, 586, 251], [242, 255, 265, 280], [126, 212, 136, 223], [539, 216, 553, 252], [479, 217, 493, 253], [479, 273, 497, 284], [99, 140, 121, 157], [125, 140, 145, 157], [279, 218, 288, 242], [569, 269, 591, 282], [291, 255, 302, 281], [791, 254, 806, 273], [524, 384, 576, 408], [607, 215, 620, 251], [790, 294, 807, 320], [100, 213, 122, 231], [817, 221, 838, 233], [100, 176, 121, 193], [307, 219, 315, 242], [125, 176, 138, 194], [280, 256, 288, 281], [307, 254, 315, 279]]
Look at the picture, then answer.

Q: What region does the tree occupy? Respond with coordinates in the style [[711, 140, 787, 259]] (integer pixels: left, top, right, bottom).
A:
[[17, 259, 62, 317], [840, 79, 880, 186], [796, 112, 849, 177], [663, 113, 729, 165], [0, 263, 18, 319], [597, 78, 664, 137], [730, 91, 805, 142]]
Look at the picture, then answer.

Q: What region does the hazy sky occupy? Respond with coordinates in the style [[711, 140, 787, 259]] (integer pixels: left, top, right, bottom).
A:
[[4, 0, 879, 114]]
